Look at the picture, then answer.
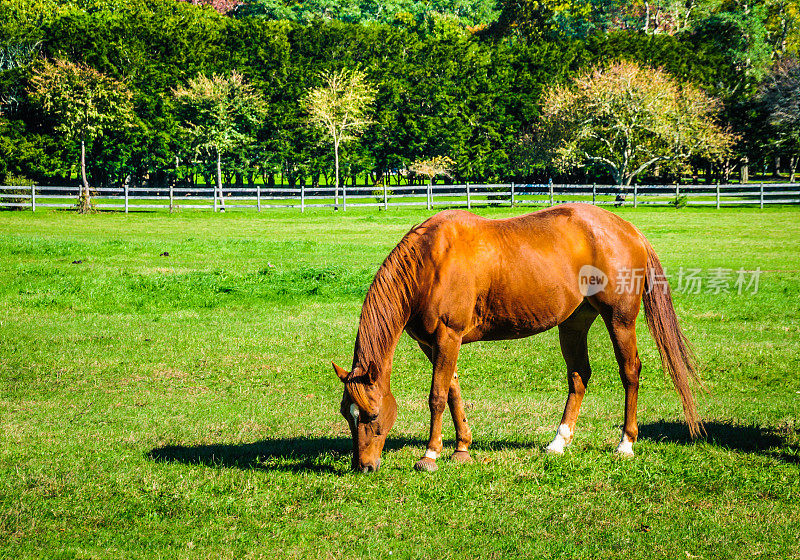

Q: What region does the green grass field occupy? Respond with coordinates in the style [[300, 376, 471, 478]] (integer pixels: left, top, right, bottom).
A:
[[1, 206, 799, 559]]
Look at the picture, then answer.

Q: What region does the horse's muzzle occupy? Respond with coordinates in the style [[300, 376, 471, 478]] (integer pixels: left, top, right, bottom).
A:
[[360, 458, 381, 473]]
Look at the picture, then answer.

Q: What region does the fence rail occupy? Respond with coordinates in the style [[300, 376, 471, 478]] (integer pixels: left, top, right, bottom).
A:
[[1, 182, 799, 212]]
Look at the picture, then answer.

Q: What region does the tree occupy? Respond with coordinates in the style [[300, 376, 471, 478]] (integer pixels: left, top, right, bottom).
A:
[[173, 71, 267, 210], [759, 58, 800, 181], [409, 155, 454, 183], [305, 68, 375, 209], [28, 58, 134, 212], [539, 61, 734, 189]]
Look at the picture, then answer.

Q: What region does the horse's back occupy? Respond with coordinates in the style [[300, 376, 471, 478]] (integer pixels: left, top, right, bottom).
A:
[[407, 205, 649, 342], [417, 204, 647, 270]]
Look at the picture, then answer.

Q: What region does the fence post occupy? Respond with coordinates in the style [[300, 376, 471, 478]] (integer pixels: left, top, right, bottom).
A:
[[759, 182, 764, 209], [343, 182, 347, 211], [510, 182, 515, 207], [592, 183, 596, 205], [716, 183, 720, 209], [466, 183, 471, 210], [257, 183, 261, 212], [548, 178, 554, 206], [213, 184, 218, 212], [633, 184, 638, 208], [31, 184, 36, 212], [124, 182, 129, 214], [383, 181, 388, 211], [300, 183, 305, 213], [169, 182, 174, 213]]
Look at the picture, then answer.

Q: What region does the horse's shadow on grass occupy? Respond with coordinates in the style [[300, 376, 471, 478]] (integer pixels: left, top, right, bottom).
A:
[[639, 420, 800, 464], [148, 436, 439, 474], [147, 436, 531, 474], [148, 421, 799, 473]]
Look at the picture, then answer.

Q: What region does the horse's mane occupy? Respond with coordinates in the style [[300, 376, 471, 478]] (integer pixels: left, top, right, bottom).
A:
[[351, 225, 426, 378]]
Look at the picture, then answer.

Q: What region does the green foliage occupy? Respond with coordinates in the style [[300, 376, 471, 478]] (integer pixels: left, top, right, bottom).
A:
[[173, 70, 268, 204], [693, 5, 774, 99], [236, 0, 501, 27], [0, 0, 797, 190]]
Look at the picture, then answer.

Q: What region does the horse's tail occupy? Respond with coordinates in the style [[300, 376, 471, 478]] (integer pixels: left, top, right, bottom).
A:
[[642, 242, 704, 438]]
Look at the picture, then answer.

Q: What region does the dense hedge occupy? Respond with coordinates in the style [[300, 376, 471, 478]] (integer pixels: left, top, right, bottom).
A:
[[0, 0, 794, 187]]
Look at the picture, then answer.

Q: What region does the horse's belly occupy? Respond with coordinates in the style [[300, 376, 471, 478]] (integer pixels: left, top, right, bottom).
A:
[[463, 323, 552, 343], [462, 299, 570, 343]]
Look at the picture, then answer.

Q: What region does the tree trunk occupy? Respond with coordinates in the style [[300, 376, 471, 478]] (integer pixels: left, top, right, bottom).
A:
[[334, 139, 340, 210], [741, 157, 749, 184], [79, 139, 92, 213], [790, 155, 798, 183], [613, 171, 627, 206], [216, 148, 225, 211]]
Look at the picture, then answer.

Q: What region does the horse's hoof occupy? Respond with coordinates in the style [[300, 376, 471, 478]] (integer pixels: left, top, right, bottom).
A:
[[616, 436, 634, 457], [545, 442, 566, 455], [414, 457, 438, 472], [450, 450, 473, 463], [615, 449, 635, 458]]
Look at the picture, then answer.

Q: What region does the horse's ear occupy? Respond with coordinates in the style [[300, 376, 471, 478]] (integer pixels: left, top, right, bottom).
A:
[[332, 362, 349, 382]]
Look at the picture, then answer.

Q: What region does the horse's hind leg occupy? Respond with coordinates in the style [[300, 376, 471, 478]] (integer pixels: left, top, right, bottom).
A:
[[604, 316, 642, 456], [447, 373, 473, 462], [546, 304, 598, 454]]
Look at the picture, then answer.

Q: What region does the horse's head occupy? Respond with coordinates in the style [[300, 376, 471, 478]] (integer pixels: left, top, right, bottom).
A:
[[333, 361, 398, 473]]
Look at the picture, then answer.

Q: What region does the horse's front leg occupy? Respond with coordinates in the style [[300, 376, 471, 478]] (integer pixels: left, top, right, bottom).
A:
[[415, 328, 461, 472]]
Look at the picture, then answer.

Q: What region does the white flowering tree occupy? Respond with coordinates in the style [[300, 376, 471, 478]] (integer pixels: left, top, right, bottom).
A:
[[540, 61, 734, 190], [305, 69, 375, 209]]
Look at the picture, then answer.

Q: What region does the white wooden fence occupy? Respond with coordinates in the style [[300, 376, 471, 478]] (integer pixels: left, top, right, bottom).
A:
[[1, 182, 799, 212]]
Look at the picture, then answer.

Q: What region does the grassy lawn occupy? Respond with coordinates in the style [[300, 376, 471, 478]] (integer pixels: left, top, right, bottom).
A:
[[1, 205, 799, 559]]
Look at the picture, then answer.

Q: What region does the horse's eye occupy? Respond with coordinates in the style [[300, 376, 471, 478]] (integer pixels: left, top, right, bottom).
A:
[[365, 419, 382, 437]]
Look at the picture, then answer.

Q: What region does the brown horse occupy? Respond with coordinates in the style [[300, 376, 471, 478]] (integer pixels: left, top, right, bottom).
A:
[[333, 204, 701, 473]]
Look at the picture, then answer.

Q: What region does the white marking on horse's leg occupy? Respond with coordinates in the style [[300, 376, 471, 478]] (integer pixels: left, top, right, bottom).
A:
[[349, 403, 359, 426], [424, 449, 439, 460], [616, 433, 634, 456], [546, 423, 573, 454]]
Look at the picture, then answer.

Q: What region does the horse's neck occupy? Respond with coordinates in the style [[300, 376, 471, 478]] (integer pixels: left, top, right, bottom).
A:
[[353, 282, 414, 386], [353, 228, 424, 385]]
